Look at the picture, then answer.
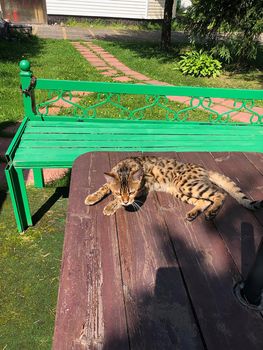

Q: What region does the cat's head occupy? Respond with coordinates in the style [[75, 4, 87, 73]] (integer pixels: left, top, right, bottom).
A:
[[104, 167, 143, 206]]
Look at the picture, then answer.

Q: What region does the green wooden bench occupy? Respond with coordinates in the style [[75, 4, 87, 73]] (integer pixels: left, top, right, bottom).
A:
[[5, 59, 263, 232]]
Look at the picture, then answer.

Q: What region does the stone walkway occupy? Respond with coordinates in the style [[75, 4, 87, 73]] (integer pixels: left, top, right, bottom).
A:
[[72, 41, 263, 122], [1, 41, 262, 189]]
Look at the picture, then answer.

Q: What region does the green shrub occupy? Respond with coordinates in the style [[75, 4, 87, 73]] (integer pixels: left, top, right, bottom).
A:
[[177, 50, 222, 77]]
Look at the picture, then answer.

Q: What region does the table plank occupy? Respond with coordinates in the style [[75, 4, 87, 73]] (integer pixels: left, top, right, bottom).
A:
[[109, 152, 205, 350], [53, 152, 129, 350]]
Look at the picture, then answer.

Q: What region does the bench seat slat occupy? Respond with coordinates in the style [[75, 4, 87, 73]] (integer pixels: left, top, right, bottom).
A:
[[25, 121, 261, 134], [27, 119, 259, 128], [19, 135, 262, 148], [22, 128, 261, 137], [21, 132, 261, 142], [14, 142, 263, 168]]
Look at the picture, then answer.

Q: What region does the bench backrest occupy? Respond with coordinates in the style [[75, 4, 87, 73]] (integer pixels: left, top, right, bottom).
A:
[[20, 60, 263, 127]]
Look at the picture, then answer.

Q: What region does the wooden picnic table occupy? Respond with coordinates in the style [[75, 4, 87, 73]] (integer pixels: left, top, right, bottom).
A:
[[53, 151, 263, 350]]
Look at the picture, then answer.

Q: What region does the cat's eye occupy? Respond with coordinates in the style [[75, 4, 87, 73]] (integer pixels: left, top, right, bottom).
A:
[[115, 192, 121, 196], [129, 190, 136, 195]]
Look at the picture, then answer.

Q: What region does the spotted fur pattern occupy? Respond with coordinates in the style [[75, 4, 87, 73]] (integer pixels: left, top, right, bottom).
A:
[[85, 156, 263, 221]]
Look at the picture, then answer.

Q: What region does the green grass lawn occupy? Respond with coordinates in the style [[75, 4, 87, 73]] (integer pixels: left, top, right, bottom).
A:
[[0, 35, 262, 349], [0, 36, 108, 125], [94, 40, 263, 90], [0, 188, 66, 350]]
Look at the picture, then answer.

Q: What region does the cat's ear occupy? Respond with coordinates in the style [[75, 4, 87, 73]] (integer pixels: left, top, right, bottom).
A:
[[104, 172, 117, 183], [132, 168, 143, 181]]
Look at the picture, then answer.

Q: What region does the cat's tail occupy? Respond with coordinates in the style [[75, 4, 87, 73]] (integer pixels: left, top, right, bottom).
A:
[[208, 171, 263, 210]]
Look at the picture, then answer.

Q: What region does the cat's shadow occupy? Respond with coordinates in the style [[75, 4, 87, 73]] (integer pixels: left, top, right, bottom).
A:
[[125, 192, 148, 212]]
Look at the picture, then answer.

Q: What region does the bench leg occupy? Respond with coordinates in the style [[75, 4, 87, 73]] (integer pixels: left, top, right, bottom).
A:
[[5, 165, 32, 232], [33, 168, 44, 188]]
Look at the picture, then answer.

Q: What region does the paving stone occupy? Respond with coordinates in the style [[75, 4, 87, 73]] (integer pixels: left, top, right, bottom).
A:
[[101, 70, 118, 76], [96, 66, 111, 70], [71, 91, 92, 96], [253, 106, 263, 113], [146, 80, 169, 85], [99, 54, 116, 59], [168, 96, 190, 103], [117, 68, 134, 74], [231, 112, 251, 123], [81, 54, 104, 60], [113, 76, 133, 82], [90, 62, 109, 67], [92, 48, 107, 53], [39, 106, 60, 115], [128, 72, 151, 81], [211, 98, 230, 104], [41, 98, 79, 108], [212, 105, 233, 114], [25, 168, 69, 186]]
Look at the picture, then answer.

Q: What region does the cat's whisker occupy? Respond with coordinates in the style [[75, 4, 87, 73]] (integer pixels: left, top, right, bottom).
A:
[[130, 202, 138, 211], [135, 203, 143, 211], [134, 199, 144, 205], [133, 201, 144, 213]]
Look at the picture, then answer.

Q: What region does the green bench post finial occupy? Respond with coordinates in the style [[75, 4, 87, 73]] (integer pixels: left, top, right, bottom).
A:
[[19, 59, 31, 77], [19, 60, 36, 117]]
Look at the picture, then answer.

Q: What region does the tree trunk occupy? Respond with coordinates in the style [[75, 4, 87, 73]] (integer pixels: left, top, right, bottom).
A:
[[161, 0, 174, 51]]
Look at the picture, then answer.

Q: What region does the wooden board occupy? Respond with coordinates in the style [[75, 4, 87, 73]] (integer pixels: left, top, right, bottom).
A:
[[109, 152, 204, 350], [53, 152, 129, 350]]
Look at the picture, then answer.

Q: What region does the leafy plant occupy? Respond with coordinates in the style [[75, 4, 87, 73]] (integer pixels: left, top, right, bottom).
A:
[[177, 50, 222, 77]]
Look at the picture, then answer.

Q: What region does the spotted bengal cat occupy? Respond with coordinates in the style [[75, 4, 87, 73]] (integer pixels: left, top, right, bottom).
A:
[[84, 156, 263, 221]]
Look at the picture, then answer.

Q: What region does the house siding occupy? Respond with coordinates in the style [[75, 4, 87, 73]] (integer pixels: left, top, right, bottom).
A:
[[46, 0, 147, 19], [147, 0, 176, 19]]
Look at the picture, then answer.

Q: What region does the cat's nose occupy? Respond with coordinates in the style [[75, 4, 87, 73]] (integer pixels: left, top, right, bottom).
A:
[[122, 197, 129, 205]]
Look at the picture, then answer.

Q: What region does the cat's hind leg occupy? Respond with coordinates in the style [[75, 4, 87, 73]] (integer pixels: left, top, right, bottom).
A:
[[171, 190, 212, 221], [184, 198, 212, 221], [204, 192, 226, 220], [178, 179, 226, 221], [103, 198, 122, 216], [85, 184, 110, 205]]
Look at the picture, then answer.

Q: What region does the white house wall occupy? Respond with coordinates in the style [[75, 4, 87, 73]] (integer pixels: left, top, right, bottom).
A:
[[147, 0, 176, 19], [46, 0, 148, 19]]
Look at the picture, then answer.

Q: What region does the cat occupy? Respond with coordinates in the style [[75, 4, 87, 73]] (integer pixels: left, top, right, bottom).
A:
[[84, 156, 263, 221]]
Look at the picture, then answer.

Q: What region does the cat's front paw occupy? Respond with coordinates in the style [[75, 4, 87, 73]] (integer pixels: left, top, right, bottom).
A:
[[103, 205, 116, 216], [84, 194, 98, 205]]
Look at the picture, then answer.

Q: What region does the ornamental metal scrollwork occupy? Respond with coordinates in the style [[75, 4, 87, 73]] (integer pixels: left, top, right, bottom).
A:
[[36, 90, 262, 125]]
